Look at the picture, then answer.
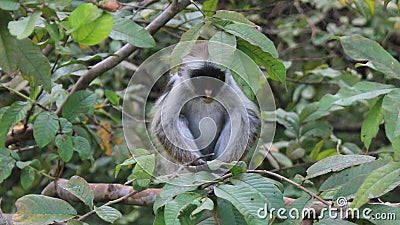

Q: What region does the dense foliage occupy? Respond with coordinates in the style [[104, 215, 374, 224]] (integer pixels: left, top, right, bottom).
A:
[[0, 0, 400, 224]]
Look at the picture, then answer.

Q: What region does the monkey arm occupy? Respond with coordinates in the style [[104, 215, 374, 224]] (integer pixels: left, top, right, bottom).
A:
[[152, 101, 205, 165], [213, 107, 260, 163]]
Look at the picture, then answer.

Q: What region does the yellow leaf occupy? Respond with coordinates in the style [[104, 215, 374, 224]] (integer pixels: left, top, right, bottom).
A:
[[97, 121, 112, 156], [79, 44, 88, 50], [114, 137, 122, 145]]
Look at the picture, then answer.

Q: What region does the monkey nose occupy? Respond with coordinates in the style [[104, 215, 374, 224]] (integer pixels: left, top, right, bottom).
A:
[[204, 89, 212, 98]]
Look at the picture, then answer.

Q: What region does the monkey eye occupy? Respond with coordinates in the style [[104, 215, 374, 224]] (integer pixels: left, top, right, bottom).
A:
[[189, 66, 225, 82]]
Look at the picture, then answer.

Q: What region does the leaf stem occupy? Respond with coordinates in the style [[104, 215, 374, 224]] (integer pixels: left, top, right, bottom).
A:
[[0, 84, 50, 111], [247, 169, 331, 206]]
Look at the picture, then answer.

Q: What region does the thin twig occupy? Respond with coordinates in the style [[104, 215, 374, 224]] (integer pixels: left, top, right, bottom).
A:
[[78, 190, 139, 221], [190, 0, 206, 17], [247, 169, 331, 206], [294, 0, 317, 40]]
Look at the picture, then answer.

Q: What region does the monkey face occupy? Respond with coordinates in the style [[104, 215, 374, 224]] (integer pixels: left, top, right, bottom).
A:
[[188, 65, 226, 101]]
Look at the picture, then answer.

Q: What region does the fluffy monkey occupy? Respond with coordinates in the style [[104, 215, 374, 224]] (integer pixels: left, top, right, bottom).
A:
[[151, 42, 260, 166]]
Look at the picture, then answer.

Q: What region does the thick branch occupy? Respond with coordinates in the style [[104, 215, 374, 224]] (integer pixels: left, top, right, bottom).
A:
[[5, 0, 191, 145], [41, 178, 161, 207], [55, 0, 191, 115]]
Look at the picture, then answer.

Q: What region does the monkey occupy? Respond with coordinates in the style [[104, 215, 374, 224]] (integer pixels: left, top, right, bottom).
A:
[[151, 42, 261, 166]]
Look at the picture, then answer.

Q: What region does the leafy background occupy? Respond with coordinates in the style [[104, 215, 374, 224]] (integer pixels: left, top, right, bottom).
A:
[[0, 0, 400, 224]]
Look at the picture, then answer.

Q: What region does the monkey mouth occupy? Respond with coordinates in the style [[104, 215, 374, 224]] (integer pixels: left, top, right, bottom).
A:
[[201, 89, 213, 103]]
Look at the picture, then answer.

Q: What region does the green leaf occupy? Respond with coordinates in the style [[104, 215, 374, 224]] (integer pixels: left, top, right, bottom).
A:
[[94, 205, 122, 223], [214, 182, 268, 225], [52, 64, 87, 81], [209, 31, 236, 66], [110, 18, 155, 48], [360, 204, 400, 225], [104, 89, 119, 106], [59, 53, 111, 68], [33, 112, 59, 148], [225, 23, 278, 58], [318, 81, 395, 110], [0, 12, 18, 72], [115, 157, 136, 178], [154, 172, 216, 213], [237, 39, 286, 87], [275, 108, 299, 138], [320, 159, 388, 190], [269, 151, 293, 167], [0, 148, 16, 183], [164, 192, 202, 225], [214, 10, 256, 26], [340, 35, 400, 79], [191, 197, 214, 216], [16, 38, 52, 91], [216, 198, 247, 225], [153, 209, 165, 225], [310, 140, 324, 160], [382, 89, 400, 142], [365, 0, 375, 14], [352, 162, 400, 208], [60, 176, 94, 208], [230, 50, 260, 94], [230, 173, 284, 210], [59, 118, 73, 135], [0, 101, 31, 146], [300, 120, 332, 139], [62, 90, 96, 121], [299, 102, 330, 123], [70, 12, 113, 46], [13, 194, 77, 225], [361, 97, 384, 149], [306, 155, 376, 179], [202, 0, 218, 16], [8, 12, 41, 39], [55, 134, 74, 162], [72, 136, 92, 161], [0, 12, 51, 91], [20, 167, 35, 190], [170, 23, 204, 69], [129, 153, 155, 191], [0, 0, 19, 10], [68, 3, 102, 30], [354, 0, 373, 19]]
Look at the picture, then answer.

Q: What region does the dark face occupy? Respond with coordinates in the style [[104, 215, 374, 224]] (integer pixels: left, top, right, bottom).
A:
[[189, 65, 226, 99]]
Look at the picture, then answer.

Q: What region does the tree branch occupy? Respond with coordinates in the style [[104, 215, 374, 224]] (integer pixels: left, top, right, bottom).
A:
[[5, 0, 191, 146], [41, 178, 161, 207], [56, 0, 191, 111]]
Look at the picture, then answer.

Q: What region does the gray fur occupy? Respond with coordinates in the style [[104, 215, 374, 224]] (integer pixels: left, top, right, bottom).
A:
[[151, 52, 260, 166]]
